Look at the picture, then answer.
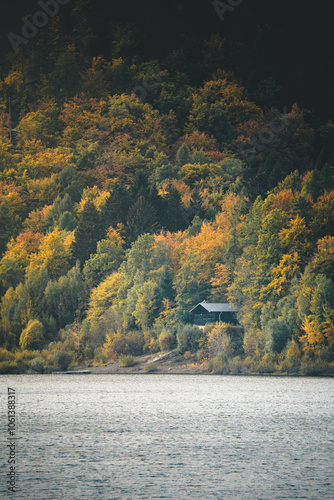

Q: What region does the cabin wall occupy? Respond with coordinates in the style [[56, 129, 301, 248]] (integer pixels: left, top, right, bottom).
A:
[[192, 311, 238, 326], [193, 313, 216, 326]]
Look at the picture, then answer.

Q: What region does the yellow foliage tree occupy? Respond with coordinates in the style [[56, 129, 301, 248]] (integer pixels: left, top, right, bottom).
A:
[[87, 272, 124, 319], [25, 175, 59, 210], [28, 227, 73, 280], [0, 181, 25, 216], [286, 339, 301, 363], [179, 163, 222, 186], [264, 189, 294, 213], [77, 186, 110, 213], [19, 147, 72, 178], [299, 316, 325, 356], [60, 95, 105, 147], [0, 230, 43, 288], [265, 252, 300, 297], [321, 306, 334, 350], [243, 328, 267, 359], [210, 263, 231, 301], [278, 215, 312, 257], [311, 236, 334, 275]]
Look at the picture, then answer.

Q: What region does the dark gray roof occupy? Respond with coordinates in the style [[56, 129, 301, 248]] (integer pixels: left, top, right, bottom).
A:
[[189, 302, 237, 313]]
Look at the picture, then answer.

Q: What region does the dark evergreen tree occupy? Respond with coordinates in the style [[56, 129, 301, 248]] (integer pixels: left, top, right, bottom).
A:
[[103, 181, 132, 230], [126, 195, 157, 241], [0, 203, 22, 258], [158, 264, 175, 303], [73, 202, 104, 266], [160, 186, 188, 232], [57, 166, 84, 203]]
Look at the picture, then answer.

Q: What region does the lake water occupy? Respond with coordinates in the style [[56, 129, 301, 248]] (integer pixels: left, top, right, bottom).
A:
[[1, 374, 333, 500]]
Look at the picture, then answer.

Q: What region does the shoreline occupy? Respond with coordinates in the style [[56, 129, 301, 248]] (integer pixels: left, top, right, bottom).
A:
[[61, 350, 333, 377], [1, 350, 333, 377]]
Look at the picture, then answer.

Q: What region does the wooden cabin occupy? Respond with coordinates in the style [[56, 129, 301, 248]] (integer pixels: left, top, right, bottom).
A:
[[190, 301, 238, 326]]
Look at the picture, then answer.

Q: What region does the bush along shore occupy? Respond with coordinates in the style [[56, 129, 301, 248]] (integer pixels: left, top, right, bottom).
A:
[[1, 323, 333, 376]]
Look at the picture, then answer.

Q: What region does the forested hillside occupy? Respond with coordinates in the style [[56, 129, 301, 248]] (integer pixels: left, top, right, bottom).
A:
[[0, 0, 333, 374]]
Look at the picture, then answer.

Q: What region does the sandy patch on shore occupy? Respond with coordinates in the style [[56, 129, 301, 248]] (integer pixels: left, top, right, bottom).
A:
[[73, 350, 208, 375]]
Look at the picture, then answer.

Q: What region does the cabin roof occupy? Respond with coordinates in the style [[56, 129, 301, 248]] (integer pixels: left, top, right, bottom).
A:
[[189, 302, 237, 313]]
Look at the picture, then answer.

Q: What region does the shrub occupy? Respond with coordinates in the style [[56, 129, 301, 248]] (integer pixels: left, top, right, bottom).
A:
[[286, 339, 301, 362], [104, 330, 145, 358], [93, 347, 105, 365], [52, 351, 72, 371], [126, 331, 145, 356], [144, 362, 158, 372], [205, 358, 214, 372], [266, 319, 291, 354], [143, 331, 159, 353], [120, 355, 136, 367], [15, 350, 41, 360], [177, 324, 203, 354], [212, 352, 229, 374], [30, 357, 46, 373], [278, 339, 301, 372], [0, 348, 15, 362], [229, 355, 243, 373], [106, 331, 128, 356], [258, 353, 276, 373], [196, 348, 206, 361], [207, 323, 233, 358], [0, 361, 18, 374], [158, 329, 175, 352], [20, 320, 45, 350], [15, 357, 29, 374], [300, 360, 330, 376], [226, 326, 245, 355]]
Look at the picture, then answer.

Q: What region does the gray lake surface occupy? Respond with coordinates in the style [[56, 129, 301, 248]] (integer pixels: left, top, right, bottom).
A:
[[1, 374, 333, 500]]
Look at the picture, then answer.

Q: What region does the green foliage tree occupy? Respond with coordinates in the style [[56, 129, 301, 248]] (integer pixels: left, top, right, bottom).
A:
[[43, 263, 84, 332], [19, 319, 45, 351], [16, 101, 61, 148], [57, 166, 84, 202], [133, 280, 160, 330], [187, 78, 262, 145], [83, 237, 124, 288], [176, 143, 190, 166], [42, 194, 76, 232]]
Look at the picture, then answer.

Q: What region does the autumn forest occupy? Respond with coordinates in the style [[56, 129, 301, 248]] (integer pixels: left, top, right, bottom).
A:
[[0, 0, 333, 375]]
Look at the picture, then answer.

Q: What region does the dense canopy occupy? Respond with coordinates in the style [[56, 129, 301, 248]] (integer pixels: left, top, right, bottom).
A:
[[0, 0, 333, 375]]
